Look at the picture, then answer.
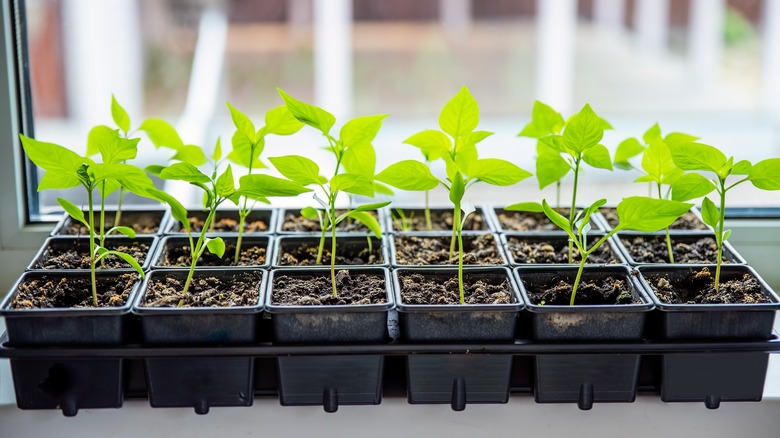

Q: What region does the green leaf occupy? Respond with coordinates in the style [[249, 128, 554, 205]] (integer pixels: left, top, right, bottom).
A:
[[20, 134, 85, 176], [216, 165, 235, 198], [353, 201, 391, 212], [330, 173, 374, 197], [227, 131, 266, 170], [642, 123, 662, 144], [700, 197, 720, 229], [641, 139, 677, 182], [723, 229, 732, 242], [139, 118, 184, 149], [98, 178, 121, 198], [277, 88, 335, 134], [469, 158, 532, 186], [346, 210, 383, 238], [518, 101, 565, 138], [340, 114, 387, 148], [269, 155, 325, 186], [671, 173, 715, 201], [748, 158, 780, 190], [90, 163, 156, 196], [107, 226, 136, 238], [38, 172, 82, 191], [582, 144, 613, 170], [374, 182, 394, 195], [86, 125, 114, 157], [403, 130, 451, 161], [57, 198, 89, 231], [539, 134, 566, 153], [562, 104, 604, 153], [226, 102, 256, 142], [579, 198, 607, 235], [238, 174, 313, 200], [454, 140, 478, 174], [159, 162, 210, 184], [449, 172, 466, 206], [669, 142, 727, 173], [375, 160, 439, 191], [616, 197, 694, 232], [89, 127, 138, 165], [664, 132, 699, 147], [541, 199, 573, 234], [614, 138, 644, 170], [342, 141, 376, 178], [264, 105, 304, 136], [505, 202, 543, 213], [172, 145, 208, 166], [212, 137, 222, 161], [145, 164, 165, 176], [536, 142, 570, 189], [205, 237, 226, 258], [439, 86, 479, 138], [111, 95, 131, 134], [99, 249, 144, 277], [463, 130, 493, 147], [731, 160, 752, 175], [660, 167, 684, 186], [634, 175, 656, 183], [148, 189, 189, 232], [301, 206, 320, 219]]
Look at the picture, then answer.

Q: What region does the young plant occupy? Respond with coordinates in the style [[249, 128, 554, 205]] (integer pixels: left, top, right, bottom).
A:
[[21, 134, 154, 306], [225, 102, 304, 263], [615, 124, 703, 262], [401, 133, 447, 230], [517, 101, 614, 262], [669, 143, 780, 290], [392, 208, 414, 232], [538, 196, 693, 305], [376, 86, 532, 304], [271, 88, 390, 297]]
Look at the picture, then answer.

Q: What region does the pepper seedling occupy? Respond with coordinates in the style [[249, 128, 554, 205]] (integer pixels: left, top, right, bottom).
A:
[[376, 86, 532, 304], [270, 88, 390, 297], [21, 134, 155, 306], [669, 142, 780, 290]]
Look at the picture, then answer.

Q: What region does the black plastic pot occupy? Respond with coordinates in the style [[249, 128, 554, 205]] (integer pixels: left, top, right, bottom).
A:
[[276, 207, 388, 235], [266, 267, 393, 411], [390, 232, 508, 267], [163, 208, 276, 235], [272, 235, 387, 268], [0, 270, 141, 416], [51, 207, 169, 236], [490, 206, 607, 234], [613, 232, 746, 266], [150, 235, 272, 269], [515, 265, 653, 408], [132, 268, 265, 414], [28, 236, 159, 271], [500, 232, 627, 266], [385, 206, 496, 233], [394, 267, 522, 409]]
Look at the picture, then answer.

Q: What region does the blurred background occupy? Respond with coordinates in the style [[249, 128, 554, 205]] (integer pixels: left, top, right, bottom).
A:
[[24, 0, 780, 217]]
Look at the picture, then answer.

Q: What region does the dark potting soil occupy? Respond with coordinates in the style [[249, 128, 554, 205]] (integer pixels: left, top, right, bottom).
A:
[[12, 273, 138, 309], [277, 240, 382, 266], [281, 210, 378, 232], [174, 215, 270, 233], [398, 272, 513, 305], [506, 237, 618, 264], [622, 235, 727, 264], [524, 275, 636, 305], [603, 209, 707, 231], [393, 234, 503, 265], [391, 209, 487, 232], [35, 241, 150, 270], [143, 271, 261, 308], [272, 270, 386, 305], [161, 243, 267, 267], [63, 212, 161, 235], [646, 267, 769, 305], [496, 208, 595, 232]]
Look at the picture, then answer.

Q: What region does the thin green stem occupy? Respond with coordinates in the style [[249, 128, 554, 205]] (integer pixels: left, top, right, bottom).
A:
[[424, 190, 432, 231], [87, 189, 98, 306], [570, 258, 586, 306], [234, 206, 249, 264], [657, 183, 675, 263], [99, 182, 106, 247], [182, 204, 218, 296], [330, 204, 338, 297], [114, 187, 126, 230], [316, 213, 327, 265], [568, 158, 581, 264], [449, 211, 457, 259], [715, 180, 726, 292], [453, 205, 465, 304], [556, 181, 561, 209]]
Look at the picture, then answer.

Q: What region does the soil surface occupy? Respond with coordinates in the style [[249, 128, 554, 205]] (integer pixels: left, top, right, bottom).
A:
[[281, 210, 378, 232], [174, 214, 270, 233], [398, 272, 513, 305], [506, 237, 618, 264], [143, 271, 262, 307], [621, 235, 730, 264], [525, 275, 636, 305], [496, 209, 596, 232], [277, 240, 382, 266], [12, 273, 138, 309], [391, 209, 487, 232], [603, 209, 707, 231], [272, 270, 386, 305], [646, 267, 769, 304], [62, 212, 161, 235], [393, 234, 503, 265], [34, 240, 150, 270], [161, 242, 267, 267]]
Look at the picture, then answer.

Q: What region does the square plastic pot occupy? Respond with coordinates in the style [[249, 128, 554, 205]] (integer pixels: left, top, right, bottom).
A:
[[163, 208, 276, 235], [28, 236, 159, 271], [613, 232, 746, 266], [51, 207, 170, 237], [389, 232, 509, 268], [276, 208, 388, 235], [132, 268, 265, 414], [150, 235, 272, 269], [384, 206, 496, 233], [490, 206, 607, 234], [272, 235, 388, 268], [500, 232, 627, 267], [394, 267, 522, 409], [266, 267, 393, 411]]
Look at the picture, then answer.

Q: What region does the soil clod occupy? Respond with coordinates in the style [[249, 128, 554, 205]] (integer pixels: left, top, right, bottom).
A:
[[524, 275, 636, 305], [646, 267, 769, 304], [272, 270, 386, 305], [12, 274, 138, 309], [35, 240, 150, 270], [144, 272, 261, 307], [398, 272, 513, 305]]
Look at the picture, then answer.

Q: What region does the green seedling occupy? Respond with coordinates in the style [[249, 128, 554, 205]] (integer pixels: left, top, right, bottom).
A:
[[669, 143, 780, 290], [21, 134, 154, 306], [615, 124, 702, 262], [392, 208, 415, 232], [272, 88, 391, 297], [402, 131, 448, 230], [376, 86, 532, 304], [537, 196, 692, 305], [225, 102, 304, 263], [517, 101, 614, 263]]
